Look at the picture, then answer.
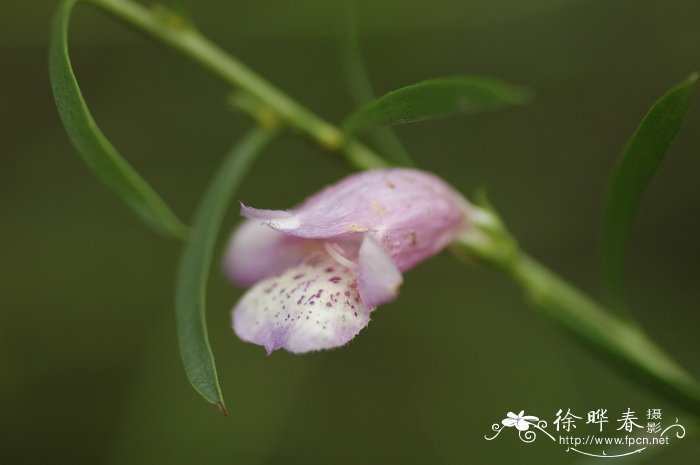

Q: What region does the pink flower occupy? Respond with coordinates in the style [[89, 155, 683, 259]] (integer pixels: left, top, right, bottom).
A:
[[225, 168, 470, 354]]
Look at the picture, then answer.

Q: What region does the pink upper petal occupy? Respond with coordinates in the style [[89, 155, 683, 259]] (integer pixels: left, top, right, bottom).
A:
[[357, 234, 403, 307], [241, 205, 301, 230], [238, 168, 470, 272]]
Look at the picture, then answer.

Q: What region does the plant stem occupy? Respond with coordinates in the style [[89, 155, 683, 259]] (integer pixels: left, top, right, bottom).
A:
[[457, 200, 700, 416], [508, 253, 700, 415], [86, 0, 387, 170]]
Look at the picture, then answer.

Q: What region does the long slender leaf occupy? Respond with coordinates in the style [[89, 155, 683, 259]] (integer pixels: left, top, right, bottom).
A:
[[603, 73, 698, 311], [50, 0, 188, 239], [343, 75, 532, 134], [337, 0, 413, 166], [176, 127, 273, 413]]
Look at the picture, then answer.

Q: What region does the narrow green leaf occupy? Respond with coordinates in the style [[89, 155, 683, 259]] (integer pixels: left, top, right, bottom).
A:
[[336, 0, 413, 166], [50, 0, 188, 239], [603, 73, 698, 311], [343, 75, 532, 134], [175, 127, 273, 412]]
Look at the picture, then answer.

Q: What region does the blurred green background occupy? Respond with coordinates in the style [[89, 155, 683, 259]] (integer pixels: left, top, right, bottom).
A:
[[2, 0, 700, 463]]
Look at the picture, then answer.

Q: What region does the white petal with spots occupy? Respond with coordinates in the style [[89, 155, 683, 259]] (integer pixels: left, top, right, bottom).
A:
[[232, 253, 372, 354]]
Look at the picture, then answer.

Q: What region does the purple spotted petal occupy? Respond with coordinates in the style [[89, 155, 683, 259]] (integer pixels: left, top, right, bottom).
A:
[[358, 234, 403, 307], [233, 252, 372, 354]]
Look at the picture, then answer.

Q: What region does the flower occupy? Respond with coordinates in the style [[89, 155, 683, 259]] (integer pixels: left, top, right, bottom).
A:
[[224, 168, 471, 354], [502, 411, 539, 431]]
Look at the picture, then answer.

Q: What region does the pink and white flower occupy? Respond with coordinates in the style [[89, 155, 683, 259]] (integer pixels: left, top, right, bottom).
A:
[[224, 168, 471, 354]]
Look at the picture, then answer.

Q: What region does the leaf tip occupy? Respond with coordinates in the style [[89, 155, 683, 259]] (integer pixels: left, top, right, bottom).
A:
[[516, 87, 536, 105], [216, 402, 229, 417]]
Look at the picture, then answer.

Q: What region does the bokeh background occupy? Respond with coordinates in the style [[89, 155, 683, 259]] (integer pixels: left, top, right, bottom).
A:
[[2, 0, 700, 463]]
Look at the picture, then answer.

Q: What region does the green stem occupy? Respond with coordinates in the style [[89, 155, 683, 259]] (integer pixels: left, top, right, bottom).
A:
[[460, 201, 700, 415], [509, 253, 700, 415], [85, 0, 387, 170], [457, 202, 700, 415]]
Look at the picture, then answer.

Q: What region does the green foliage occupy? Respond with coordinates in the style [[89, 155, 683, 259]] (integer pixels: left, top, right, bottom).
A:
[[175, 128, 274, 412], [49, 0, 188, 239], [343, 75, 532, 133], [336, 0, 413, 166], [603, 73, 698, 311]]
